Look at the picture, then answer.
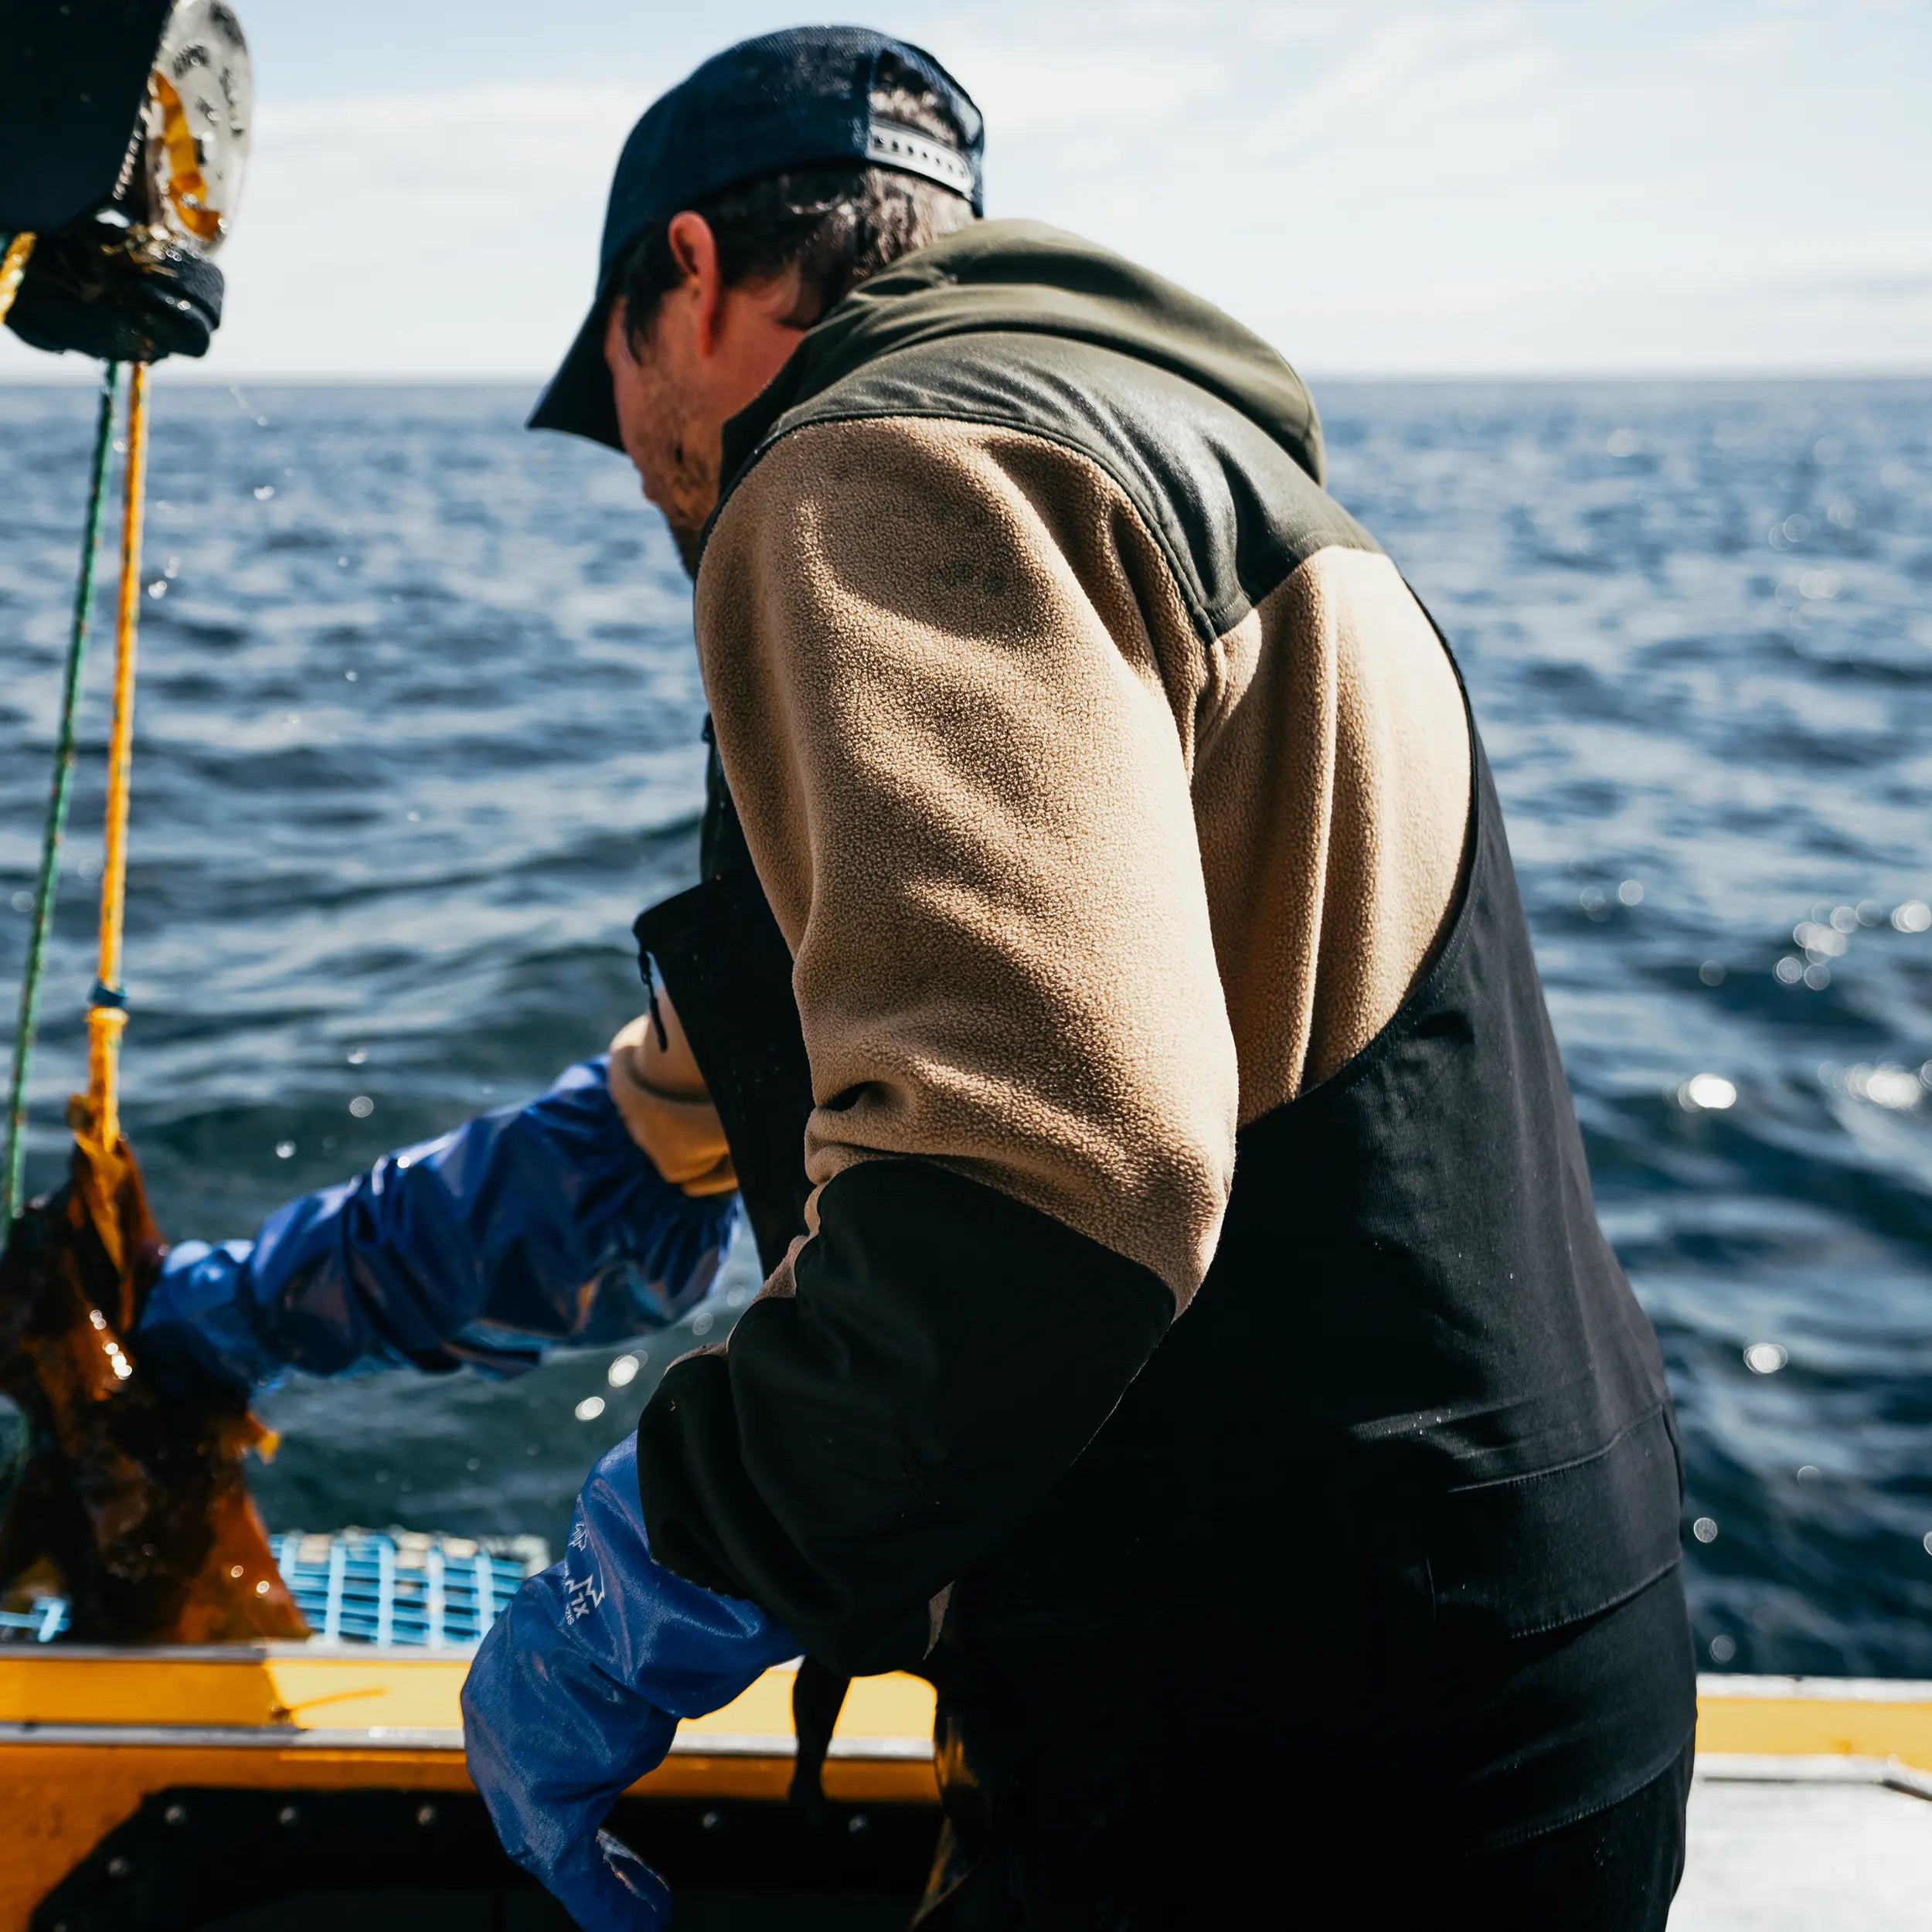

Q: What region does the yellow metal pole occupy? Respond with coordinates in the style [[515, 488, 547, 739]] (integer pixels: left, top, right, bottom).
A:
[[0, 232, 33, 325], [86, 361, 151, 1152]]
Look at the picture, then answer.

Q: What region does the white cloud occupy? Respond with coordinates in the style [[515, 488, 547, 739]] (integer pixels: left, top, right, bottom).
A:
[[2, 0, 1925, 379]]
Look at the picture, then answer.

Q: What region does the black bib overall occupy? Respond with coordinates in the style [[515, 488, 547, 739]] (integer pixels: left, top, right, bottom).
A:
[[634, 701, 1695, 1927]]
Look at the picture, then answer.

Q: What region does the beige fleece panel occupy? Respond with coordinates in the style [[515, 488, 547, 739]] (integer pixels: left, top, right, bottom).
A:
[[1196, 546, 1471, 1117], [607, 1005, 738, 1197], [699, 418, 1240, 1308]]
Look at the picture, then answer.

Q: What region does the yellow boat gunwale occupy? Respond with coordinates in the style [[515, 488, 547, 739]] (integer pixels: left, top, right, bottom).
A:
[[5, 1655, 1930, 1931]]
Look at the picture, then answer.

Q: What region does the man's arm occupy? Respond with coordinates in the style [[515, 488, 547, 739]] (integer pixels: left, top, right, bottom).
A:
[[135, 1009, 739, 1400], [636, 416, 1240, 1670]]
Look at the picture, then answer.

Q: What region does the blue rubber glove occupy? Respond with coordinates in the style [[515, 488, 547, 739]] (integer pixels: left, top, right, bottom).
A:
[[135, 1057, 739, 1399], [463, 1434, 798, 1929]]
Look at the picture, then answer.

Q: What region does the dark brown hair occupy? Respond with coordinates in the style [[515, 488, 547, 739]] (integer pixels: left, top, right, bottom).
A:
[[614, 54, 977, 339]]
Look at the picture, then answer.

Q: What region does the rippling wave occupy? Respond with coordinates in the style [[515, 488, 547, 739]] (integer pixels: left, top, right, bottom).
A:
[[2, 376, 1929, 1674]]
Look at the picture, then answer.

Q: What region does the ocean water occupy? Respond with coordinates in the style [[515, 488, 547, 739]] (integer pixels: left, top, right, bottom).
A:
[[2, 376, 1930, 1678]]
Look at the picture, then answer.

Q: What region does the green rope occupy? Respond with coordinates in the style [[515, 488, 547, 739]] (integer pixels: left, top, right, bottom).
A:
[[3, 362, 123, 1229]]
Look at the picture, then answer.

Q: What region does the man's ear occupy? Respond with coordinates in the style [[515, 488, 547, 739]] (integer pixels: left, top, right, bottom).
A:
[[665, 211, 726, 357]]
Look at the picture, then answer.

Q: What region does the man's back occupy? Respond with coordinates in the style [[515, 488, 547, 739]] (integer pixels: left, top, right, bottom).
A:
[[632, 219, 1694, 1918]]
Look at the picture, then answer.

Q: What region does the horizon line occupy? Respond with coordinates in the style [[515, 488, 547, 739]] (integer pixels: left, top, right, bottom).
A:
[[4, 366, 1932, 390]]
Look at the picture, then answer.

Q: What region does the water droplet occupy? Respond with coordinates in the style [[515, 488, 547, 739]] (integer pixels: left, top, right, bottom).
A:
[[146, 579, 167, 599], [575, 1395, 606, 1422], [1774, 956, 1804, 985], [1891, 901, 1930, 933], [1743, 1342, 1787, 1375], [254, 1578, 270, 1594], [1923, 1532, 1932, 1556], [691, 1311, 714, 1337], [1679, 1073, 1737, 1111], [607, 1354, 640, 1388], [1802, 962, 1831, 992], [275, 1141, 295, 1159], [1709, 1634, 1736, 1663], [1796, 1465, 1821, 1485], [406, 811, 420, 823], [1781, 513, 1811, 543], [9, 890, 32, 913], [1604, 428, 1639, 457], [1692, 1517, 1719, 1544], [1844, 1064, 1920, 1110], [347, 1047, 368, 1066], [253, 485, 275, 501], [344, 669, 359, 682], [349, 1095, 374, 1118], [466, 1457, 481, 1471], [1811, 436, 1843, 465], [1798, 568, 1842, 601], [1617, 879, 1643, 906], [1698, 961, 1726, 986]]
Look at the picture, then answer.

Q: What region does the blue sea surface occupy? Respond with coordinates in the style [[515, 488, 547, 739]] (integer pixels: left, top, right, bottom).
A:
[[2, 376, 1930, 1676]]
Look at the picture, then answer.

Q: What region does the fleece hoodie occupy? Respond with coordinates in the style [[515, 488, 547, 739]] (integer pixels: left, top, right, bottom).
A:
[[631, 224, 1685, 1760]]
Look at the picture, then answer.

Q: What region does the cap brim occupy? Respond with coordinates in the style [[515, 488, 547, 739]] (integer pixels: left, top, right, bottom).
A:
[[527, 287, 623, 449]]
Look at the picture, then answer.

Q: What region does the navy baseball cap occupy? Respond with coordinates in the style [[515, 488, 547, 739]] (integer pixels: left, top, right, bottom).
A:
[[529, 26, 984, 450]]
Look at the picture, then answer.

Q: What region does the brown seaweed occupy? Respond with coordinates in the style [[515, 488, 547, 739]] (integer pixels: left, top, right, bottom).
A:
[[0, 1134, 308, 1643]]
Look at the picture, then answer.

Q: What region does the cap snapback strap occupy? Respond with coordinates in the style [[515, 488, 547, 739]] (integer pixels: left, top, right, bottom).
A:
[[865, 120, 976, 199]]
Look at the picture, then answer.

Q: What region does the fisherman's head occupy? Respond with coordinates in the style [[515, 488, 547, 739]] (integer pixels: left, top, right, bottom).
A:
[[530, 27, 983, 574]]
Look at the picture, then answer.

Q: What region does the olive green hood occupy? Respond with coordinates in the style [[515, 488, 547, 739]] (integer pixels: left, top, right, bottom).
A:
[[720, 219, 1324, 492]]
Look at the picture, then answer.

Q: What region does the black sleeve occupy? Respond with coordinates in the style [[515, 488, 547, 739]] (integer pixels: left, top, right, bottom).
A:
[[634, 1157, 1173, 1674]]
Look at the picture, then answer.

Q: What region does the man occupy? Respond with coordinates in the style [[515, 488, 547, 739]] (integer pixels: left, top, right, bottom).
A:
[[462, 26, 1696, 1930]]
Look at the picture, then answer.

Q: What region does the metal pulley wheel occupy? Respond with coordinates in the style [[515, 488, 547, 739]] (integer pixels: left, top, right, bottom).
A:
[[139, 0, 253, 254], [2, 0, 252, 362]]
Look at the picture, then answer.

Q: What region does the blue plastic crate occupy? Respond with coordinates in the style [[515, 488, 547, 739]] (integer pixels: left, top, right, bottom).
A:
[[0, 1529, 546, 1648], [273, 1530, 543, 1646], [0, 1599, 68, 1641]]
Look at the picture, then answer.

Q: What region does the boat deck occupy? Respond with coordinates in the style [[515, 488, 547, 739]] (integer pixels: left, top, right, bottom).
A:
[[1679, 1754, 1932, 1930], [2, 1656, 1927, 1927]]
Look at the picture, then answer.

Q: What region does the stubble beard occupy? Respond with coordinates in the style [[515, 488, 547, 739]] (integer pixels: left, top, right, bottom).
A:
[[657, 430, 718, 580], [626, 358, 719, 581]]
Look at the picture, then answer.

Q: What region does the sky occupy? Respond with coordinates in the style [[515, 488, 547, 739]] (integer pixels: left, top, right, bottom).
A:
[[3, 0, 1927, 382]]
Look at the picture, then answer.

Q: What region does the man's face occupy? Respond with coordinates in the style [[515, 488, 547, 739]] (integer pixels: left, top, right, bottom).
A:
[[605, 298, 719, 579]]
